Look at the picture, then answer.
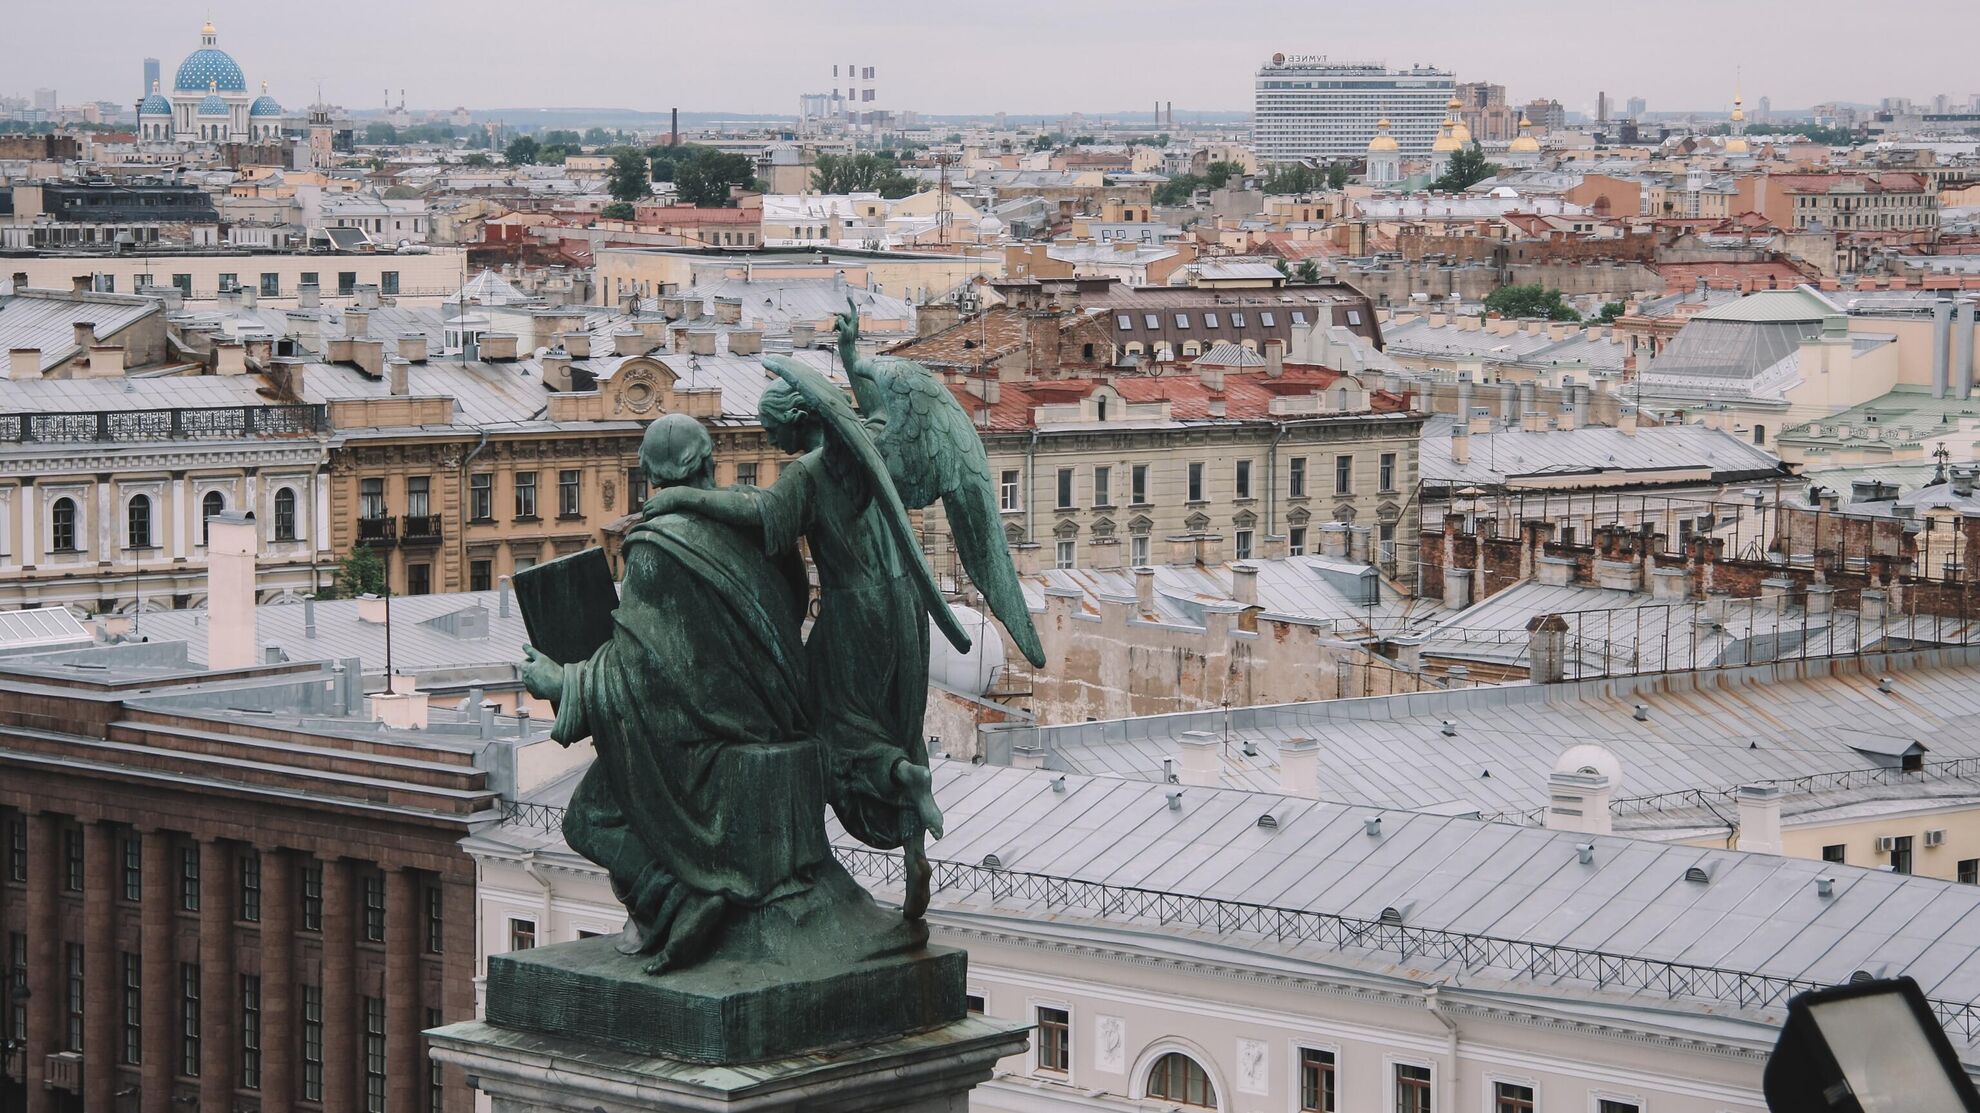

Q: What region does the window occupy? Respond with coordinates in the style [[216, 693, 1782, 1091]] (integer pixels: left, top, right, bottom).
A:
[[300, 271, 319, 289], [509, 917, 536, 951], [181, 962, 202, 1077], [463, 472, 493, 522], [301, 985, 323, 1101], [301, 859, 322, 932], [1822, 844, 1846, 864], [735, 462, 759, 487], [1494, 1082, 1534, 1113], [1289, 457, 1307, 498], [1596, 1102, 1640, 1113], [1260, 311, 1276, 327], [1000, 470, 1021, 512], [241, 974, 262, 1089], [259, 273, 280, 297], [515, 472, 538, 519], [559, 469, 582, 517], [1174, 313, 1191, 329], [1147, 1052, 1216, 1107], [426, 885, 445, 953], [1963, 859, 1979, 885], [1291, 310, 1308, 326], [363, 872, 386, 941], [201, 491, 225, 544], [1097, 395, 1109, 421], [8, 816, 25, 881], [1380, 522, 1395, 561], [1116, 313, 1134, 330], [1204, 312, 1220, 328], [273, 487, 297, 542], [1056, 468, 1075, 509], [1235, 529, 1254, 560], [1290, 526, 1308, 556], [1035, 1006, 1070, 1072], [626, 467, 649, 509], [1144, 313, 1159, 329], [1131, 534, 1150, 566], [359, 477, 386, 520], [172, 273, 193, 295], [238, 848, 260, 922], [50, 496, 78, 552], [1231, 311, 1246, 327], [470, 560, 492, 593], [122, 952, 141, 1065], [1335, 455, 1353, 495], [63, 826, 83, 891], [7, 934, 23, 1045], [364, 996, 387, 1113], [65, 943, 84, 1051], [1346, 309, 1363, 326], [1093, 466, 1111, 507], [1299, 1047, 1336, 1112], [1056, 540, 1075, 569], [407, 475, 430, 518], [123, 831, 142, 901], [1187, 462, 1205, 502], [338, 272, 357, 296], [1396, 1063, 1432, 1113], [1236, 459, 1253, 499], [381, 271, 400, 296], [965, 994, 985, 1014], [1893, 835, 1914, 875], [128, 494, 153, 548], [1380, 452, 1397, 492], [1131, 464, 1148, 505], [180, 843, 201, 912], [218, 273, 239, 293]]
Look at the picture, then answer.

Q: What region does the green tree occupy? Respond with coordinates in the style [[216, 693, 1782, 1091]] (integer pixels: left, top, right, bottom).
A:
[[504, 135, 540, 165], [1262, 164, 1320, 195], [1028, 133, 1059, 151], [647, 143, 698, 183], [607, 148, 652, 202], [1273, 257, 1291, 278], [1484, 284, 1581, 322], [320, 546, 387, 600], [811, 153, 919, 198], [542, 129, 582, 147], [675, 148, 760, 207], [1326, 161, 1351, 190], [600, 201, 636, 220], [1597, 301, 1627, 324], [383, 185, 421, 200], [363, 122, 399, 145], [461, 152, 492, 167], [1294, 260, 1321, 284], [1202, 160, 1247, 188], [1153, 174, 1204, 206], [583, 126, 614, 144], [1431, 144, 1500, 193]]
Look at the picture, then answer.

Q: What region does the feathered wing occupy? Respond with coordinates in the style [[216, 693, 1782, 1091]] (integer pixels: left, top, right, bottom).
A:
[[758, 355, 973, 658], [862, 356, 1048, 669]]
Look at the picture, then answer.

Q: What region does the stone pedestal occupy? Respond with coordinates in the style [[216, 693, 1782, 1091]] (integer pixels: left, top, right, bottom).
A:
[[428, 1015, 1030, 1113]]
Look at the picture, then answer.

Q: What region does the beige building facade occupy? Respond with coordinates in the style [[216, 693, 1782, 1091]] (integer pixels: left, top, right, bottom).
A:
[[3, 248, 468, 306]]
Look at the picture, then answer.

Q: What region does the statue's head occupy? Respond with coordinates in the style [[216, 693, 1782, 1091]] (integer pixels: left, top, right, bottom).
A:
[[640, 413, 715, 490], [758, 381, 818, 455]]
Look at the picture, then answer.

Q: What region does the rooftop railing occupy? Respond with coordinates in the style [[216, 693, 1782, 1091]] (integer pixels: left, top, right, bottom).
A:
[[0, 404, 326, 444]]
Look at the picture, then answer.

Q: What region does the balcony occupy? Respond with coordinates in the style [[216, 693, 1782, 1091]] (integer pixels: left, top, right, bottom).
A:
[[356, 516, 397, 547], [401, 514, 444, 546]]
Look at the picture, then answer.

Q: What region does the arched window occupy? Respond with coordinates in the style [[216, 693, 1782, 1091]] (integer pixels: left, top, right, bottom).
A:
[[50, 497, 78, 553], [202, 491, 225, 545], [273, 487, 298, 542], [128, 494, 152, 549], [1753, 424, 1767, 446], [1147, 1052, 1216, 1108]]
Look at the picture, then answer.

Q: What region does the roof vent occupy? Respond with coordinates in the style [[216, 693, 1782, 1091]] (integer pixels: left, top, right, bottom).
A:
[[1576, 843, 1595, 865], [1363, 815, 1383, 837], [1816, 877, 1836, 898], [1257, 813, 1279, 830], [1877, 676, 1894, 694], [1379, 901, 1413, 925], [1162, 758, 1178, 784], [981, 853, 1004, 870], [1167, 791, 1185, 812], [1684, 863, 1715, 884], [1241, 739, 1259, 757], [1440, 719, 1459, 737], [1633, 703, 1651, 721], [1050, 774, 1066, 794]]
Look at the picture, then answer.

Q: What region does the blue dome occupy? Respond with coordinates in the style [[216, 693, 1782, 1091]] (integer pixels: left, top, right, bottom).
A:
[[174, 48, 246, 93], [140, 92, 171, 116], [198, 93, 229, 117], [250, 95, 283, 117]]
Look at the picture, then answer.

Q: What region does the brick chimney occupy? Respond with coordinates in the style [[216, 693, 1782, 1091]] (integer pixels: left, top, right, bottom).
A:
[[205, 512, 260, 670], [8, 348, 41, 380]]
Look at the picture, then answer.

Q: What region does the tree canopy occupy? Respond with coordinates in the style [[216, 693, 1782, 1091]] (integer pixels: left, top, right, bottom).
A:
[[319, 546, 386, 600], [1430, 144, 1499, 193], [600, 201, 636, 220], [504, 135, 540, 165], [607, 148, 653, 203], [673, 148, 761, 207], [1153, 175, 1202, 206], [811, 153, 919, 198], [1262, 164, 1322, 195], [1483, 284, 1581, 322]]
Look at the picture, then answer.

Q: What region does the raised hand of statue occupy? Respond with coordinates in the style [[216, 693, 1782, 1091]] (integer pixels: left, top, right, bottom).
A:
[[520, 645, 563, 704], [833, 295, 861, 350]]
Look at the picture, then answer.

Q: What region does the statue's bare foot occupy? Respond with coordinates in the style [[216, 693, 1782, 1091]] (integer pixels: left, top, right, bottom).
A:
[[894, 761, 945, 839], [904, 844, 933, 921]]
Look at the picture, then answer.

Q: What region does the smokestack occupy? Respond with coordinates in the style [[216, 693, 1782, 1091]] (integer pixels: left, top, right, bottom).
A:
[[1957, 299, 1977, 401], [1933, 297, 1953, 400], [205, 513, 259, 670], [671, 107, 679, 147]]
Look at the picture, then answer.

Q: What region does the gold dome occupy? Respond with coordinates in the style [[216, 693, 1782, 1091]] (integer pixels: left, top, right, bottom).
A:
[[1509, 114, 1540, 153], [1725, 135, 1750, 154], [202, 19, 216, 34], [1367, 118, 1400, 153], [1431, 122, 1460, 154], [1446, 97, 1472, 144]]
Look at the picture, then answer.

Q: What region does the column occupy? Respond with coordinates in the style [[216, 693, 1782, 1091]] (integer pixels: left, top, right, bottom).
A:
[[260, 848, 295, 1113], [439, 875, 477, 1113], [138, 830, 173, 1113], [22, 813, 58, 1113], [197, 839, 235, 1108], [18, 482, 35, 567], [83, 823, 117, 1112], [320, 859, 355, 1113], [385, 868, 421, 1113], [169, 476, 188, 561]]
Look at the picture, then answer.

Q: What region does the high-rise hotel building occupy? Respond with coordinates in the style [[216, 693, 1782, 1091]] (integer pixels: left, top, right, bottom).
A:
[[1252, 54, 1455, 162]]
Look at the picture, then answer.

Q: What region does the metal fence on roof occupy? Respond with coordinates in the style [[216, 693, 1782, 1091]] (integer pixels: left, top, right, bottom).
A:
[[493, 800, 1980, 1042], [0, 404, 326, 443]]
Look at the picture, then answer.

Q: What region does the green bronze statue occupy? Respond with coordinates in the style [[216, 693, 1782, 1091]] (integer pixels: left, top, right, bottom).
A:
[[518, 302, 1044, 976]]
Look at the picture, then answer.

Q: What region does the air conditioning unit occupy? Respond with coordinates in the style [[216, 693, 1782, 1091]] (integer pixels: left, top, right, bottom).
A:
[[1925, 829, 1947, 848], [1876, 835, 1899, 853]]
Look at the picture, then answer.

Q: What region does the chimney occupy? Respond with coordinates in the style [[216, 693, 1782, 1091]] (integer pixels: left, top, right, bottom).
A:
[[205, 512, 260, 670], [1177, 731, 1221, 788], [478, 333, 518, 361], [214, 342, 247, 377], [613, 329, 646, 357], [498, 576, 512, 618], [86, 344, 126, 377], [1618, 405, 1638, 435], [540, 352, 572, 391], [1650, 567, 1689, 601], [1319, 522, 1349, 558], [354, 283, 381, 309], [8, 348, 41, 380], [387, 358, 410, 397], [1859, 589, 1887, 624], [72, 275, 92, 294], [1933, 297, 1953, 400], [1134, 565, 1156, 613], [792, 322, 818, 349], [728, 328, 763, 356], [398, 334, 429, 363], [1442, 567, 1473, 610], [1450, 425, 1470, 468], [1231, 562, 1258, 606], [304, 595, 317, 639], [1198, 366, 1224, 392], [345, 307, 370, 339], [713, 296, 743, 326], [560, 331, 591, 359], [689, 330, 718, 356], [1263, 338, 1285, 377], [297, 282, 321, 309], [1526, 614, 1569, 683], [9, 271, 27, 291], [72, 320, 98, 349], [355, 593, 388, 625], [1278, 737, 1319, 797], [1736, 783, 1783, 854], [1348, 525, 1372, 564], [1545, 769, 1613, 834], [1957, 299, 1977, 401]]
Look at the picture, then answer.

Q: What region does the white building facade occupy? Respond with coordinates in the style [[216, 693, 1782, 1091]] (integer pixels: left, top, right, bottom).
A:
[[1253, 55, 1456, 163]]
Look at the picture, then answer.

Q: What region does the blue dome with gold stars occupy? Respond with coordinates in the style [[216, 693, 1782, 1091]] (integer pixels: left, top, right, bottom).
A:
[[174, 22, 246, 93]]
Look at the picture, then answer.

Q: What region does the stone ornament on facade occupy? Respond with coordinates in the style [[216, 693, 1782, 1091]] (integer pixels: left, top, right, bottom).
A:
[[1096, 1014, 1127, 1072]]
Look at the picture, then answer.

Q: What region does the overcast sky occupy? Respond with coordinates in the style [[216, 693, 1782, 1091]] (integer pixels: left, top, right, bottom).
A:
[[14, 0, 1975, 118]]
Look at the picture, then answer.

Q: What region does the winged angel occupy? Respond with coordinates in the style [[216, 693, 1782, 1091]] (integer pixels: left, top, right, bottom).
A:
[[644, 299, 1046, 918]]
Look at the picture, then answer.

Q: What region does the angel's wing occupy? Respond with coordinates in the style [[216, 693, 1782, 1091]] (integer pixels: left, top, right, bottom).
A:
[[759, 355, 973, 657], [859, 355, 1047, 669]]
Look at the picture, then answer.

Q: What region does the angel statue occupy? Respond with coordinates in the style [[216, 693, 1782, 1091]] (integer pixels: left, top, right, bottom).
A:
[[643, 319, 1044, 919]]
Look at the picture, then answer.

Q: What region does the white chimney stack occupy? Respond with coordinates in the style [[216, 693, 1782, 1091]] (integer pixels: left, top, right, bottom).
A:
[[1736, 783, 1783, 854], [205, 512, 259, 670], [1278, 737, 1319, 797], [1545, 770, 1613, 835], [1177, 730, 1221, 787]]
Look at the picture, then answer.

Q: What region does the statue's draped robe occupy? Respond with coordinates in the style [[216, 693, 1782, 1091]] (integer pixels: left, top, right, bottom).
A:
[[551, 512, 814, 965], [752, 447, 931, 852]]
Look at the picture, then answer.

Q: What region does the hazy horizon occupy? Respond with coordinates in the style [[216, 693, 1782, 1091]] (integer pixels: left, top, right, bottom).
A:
[[11, 0, 1975, 120]]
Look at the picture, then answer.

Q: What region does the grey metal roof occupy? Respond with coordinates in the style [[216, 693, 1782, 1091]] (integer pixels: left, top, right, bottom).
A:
[[1022, 558, 1440, 635], [0, 291, 160, 371], [0, 607, 94, 653], [1421, 422, 1787, 487]]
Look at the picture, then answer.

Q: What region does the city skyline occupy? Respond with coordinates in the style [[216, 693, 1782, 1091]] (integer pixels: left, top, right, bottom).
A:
[[6, 0, 1975, 120]]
